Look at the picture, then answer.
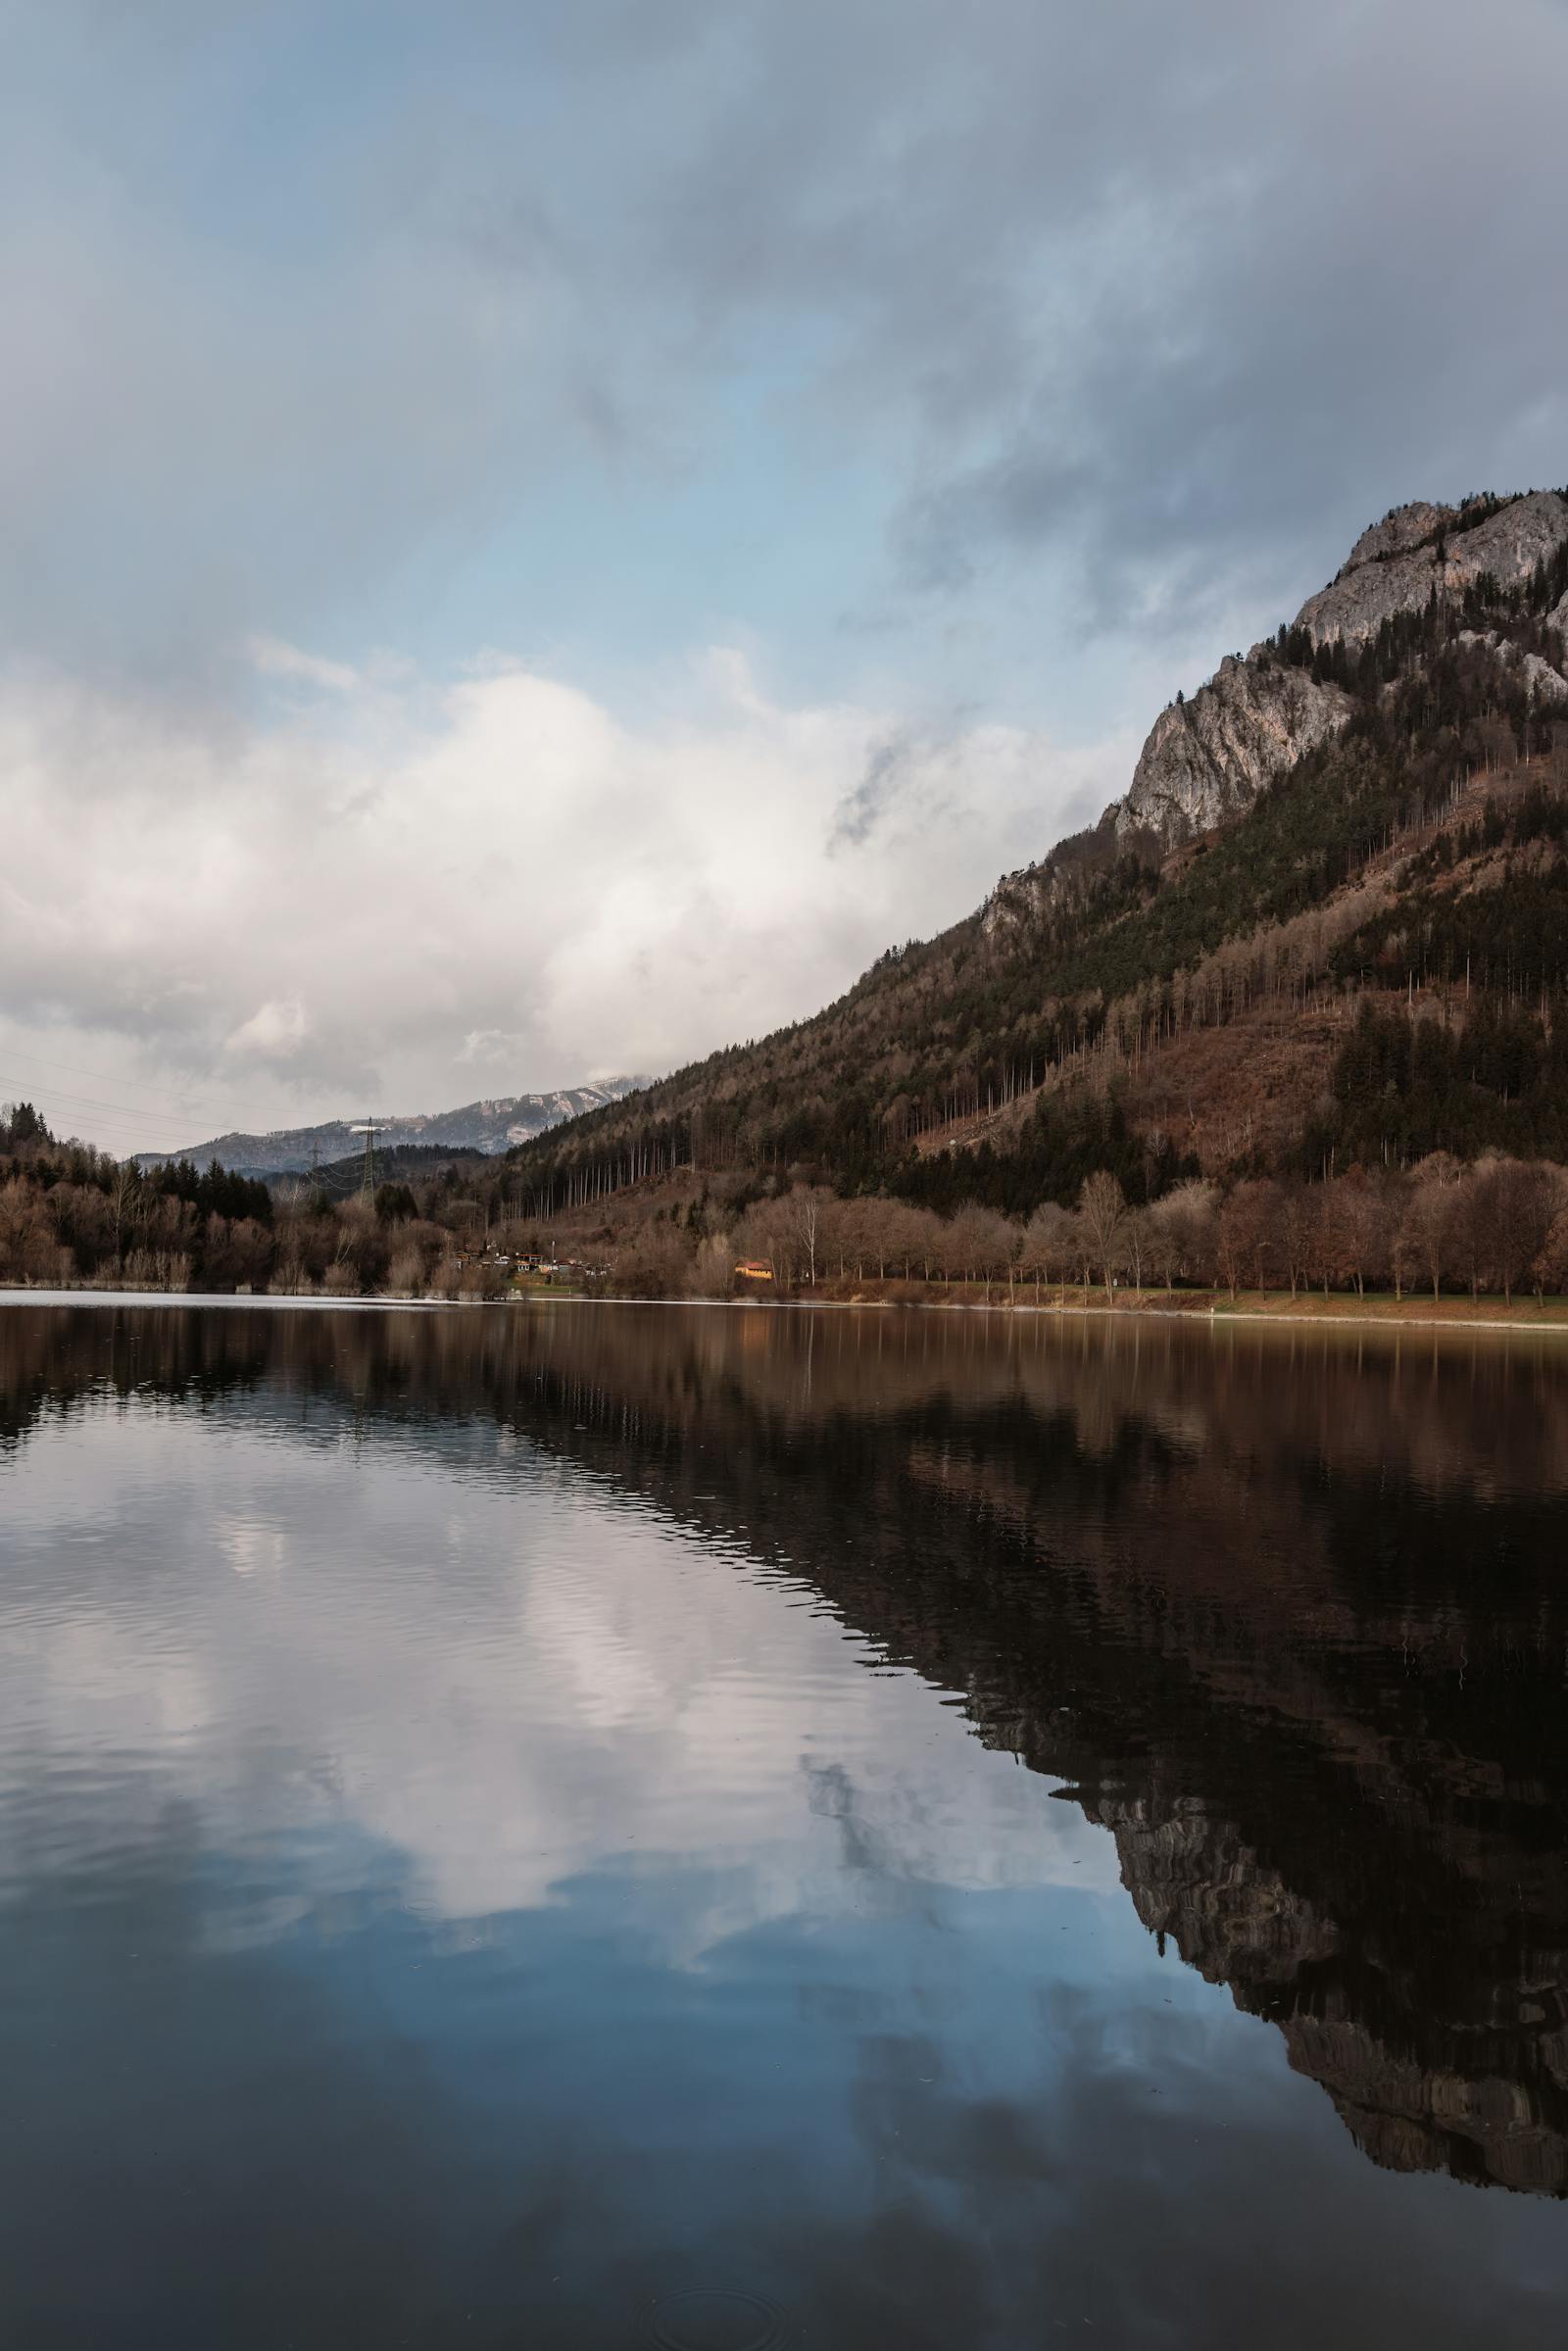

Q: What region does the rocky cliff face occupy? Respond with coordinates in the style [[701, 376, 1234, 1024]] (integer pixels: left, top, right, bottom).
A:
[[982, 649, 1352, 938], [982, 487, 1568, 937], [1341, 502, 1451, 566], [1114, 656, 1353, 848], [1298, 489, 1568, 646], [1456, 630, 1568, 705]]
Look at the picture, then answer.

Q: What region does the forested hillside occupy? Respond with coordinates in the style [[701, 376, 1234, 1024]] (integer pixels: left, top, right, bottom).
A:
[[503, 490, 1568, 1221]]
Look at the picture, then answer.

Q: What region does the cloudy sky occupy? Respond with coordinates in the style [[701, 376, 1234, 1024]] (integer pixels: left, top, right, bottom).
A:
[[4, 0, 1567, 1151]]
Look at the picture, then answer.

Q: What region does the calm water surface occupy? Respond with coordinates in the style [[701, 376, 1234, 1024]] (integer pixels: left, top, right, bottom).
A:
[[2, 1299, 1566, 2347]]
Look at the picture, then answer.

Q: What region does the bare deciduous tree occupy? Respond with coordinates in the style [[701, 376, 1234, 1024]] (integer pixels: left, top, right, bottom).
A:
[[1473, 1156, 1568, 1305], [1279, 1183, 1317, 1300], [1119, 1206, 1154, 1294], [946, 1205, 1018, 1303], [1020, 1203, 1077, 1303], [1536, 1202, 1568, 1298], [1152, 1180, 1217, 1291], [787, 1187, 830, 1287], [1218, 1181, 1279, 1299], [1078, 1171, 1127, 1298], [1396, 1154, 1460, 1303]]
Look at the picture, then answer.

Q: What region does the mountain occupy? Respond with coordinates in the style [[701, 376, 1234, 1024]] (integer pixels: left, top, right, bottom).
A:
[[139, 1079, 648, 1177], [993, 486, 1568, 915], [1298, 489, 1568, 646], [502, 486, 1568, 1213]]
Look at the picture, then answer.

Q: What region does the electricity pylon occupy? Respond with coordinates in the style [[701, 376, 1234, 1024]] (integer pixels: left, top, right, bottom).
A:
[[350, 1119, 388, 1200]]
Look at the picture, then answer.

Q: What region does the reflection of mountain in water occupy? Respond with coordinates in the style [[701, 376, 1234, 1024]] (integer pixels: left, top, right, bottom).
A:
[[4, 1302, 1567, 2195]]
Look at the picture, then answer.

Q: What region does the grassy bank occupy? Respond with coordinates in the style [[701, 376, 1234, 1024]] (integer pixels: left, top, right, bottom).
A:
[[7, 1278, 1568, 1333], [733, 1274, 1568, 1326]]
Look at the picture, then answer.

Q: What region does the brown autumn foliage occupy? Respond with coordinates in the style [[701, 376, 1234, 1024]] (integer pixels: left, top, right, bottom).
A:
[[6, 1093, 1568, 1310]]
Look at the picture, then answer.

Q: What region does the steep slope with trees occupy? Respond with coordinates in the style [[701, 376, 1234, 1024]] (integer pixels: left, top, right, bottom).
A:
[[502, 488, 1568, 1224]]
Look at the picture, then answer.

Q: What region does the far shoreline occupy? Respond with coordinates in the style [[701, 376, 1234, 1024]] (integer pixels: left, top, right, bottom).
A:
[[5, 1284, 1568, 1340]]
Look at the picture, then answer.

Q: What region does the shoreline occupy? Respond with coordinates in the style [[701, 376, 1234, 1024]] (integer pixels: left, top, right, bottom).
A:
[[5, 1285, 1568, 1339]]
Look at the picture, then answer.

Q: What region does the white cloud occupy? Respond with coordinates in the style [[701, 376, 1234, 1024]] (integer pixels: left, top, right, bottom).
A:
[[0, 646, 1129, 1151], [225, 997, 314, 1064], [247, 638, 361, 694]]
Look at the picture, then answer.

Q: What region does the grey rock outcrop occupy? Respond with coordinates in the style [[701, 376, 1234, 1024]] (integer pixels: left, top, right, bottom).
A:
[[982, 647, 1354, 938], [1114, 656, 1353, 848], [1344, 502, 1450, 567], [1298, 490, 1568, 646], [980, 485, 1568, 942], [1455, 631, 1568, 705], [981, 860, 1056, 939]]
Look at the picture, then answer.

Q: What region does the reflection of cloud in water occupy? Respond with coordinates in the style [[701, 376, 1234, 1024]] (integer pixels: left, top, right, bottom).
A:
[[0, 1402, 1116, 1949], [220, 1517, 290, 1579], [6, 1307, 1568, 2342]]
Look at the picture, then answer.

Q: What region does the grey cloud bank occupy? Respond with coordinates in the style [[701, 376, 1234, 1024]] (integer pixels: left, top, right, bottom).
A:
[[9, 0, 1567, 678], [0, 650, 1117, 1150], [2, 0, 1565, 1137]]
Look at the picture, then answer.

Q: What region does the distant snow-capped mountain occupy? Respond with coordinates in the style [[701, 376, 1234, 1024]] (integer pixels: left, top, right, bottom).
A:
[[137, 1078, 649, 1175]]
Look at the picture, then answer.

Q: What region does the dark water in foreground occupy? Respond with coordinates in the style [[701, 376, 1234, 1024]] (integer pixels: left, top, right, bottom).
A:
[[2, 1301, 1567, 2348]]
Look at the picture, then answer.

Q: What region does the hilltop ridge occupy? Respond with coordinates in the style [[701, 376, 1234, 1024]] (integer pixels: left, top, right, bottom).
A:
[[996, 488, 1568, 919], [1300, 488, 1568, 644], [498, 483, 1568, 1218], [137, 1078, 648, 1177]]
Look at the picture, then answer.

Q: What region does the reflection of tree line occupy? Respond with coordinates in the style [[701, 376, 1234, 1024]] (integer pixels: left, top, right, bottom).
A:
[[4, 1302, 1567, 2192], [12, 1301, 1561, 1500]]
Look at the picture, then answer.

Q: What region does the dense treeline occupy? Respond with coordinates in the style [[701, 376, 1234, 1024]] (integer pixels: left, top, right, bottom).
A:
[[0, 1110, 489, 1298], [889, 1091, 1198, 1217], [1333, 785, 1568, 1002], [582, 1158, 1568, 1308], [1304, 1000, 1568, 1171], [0, 1102, 276, 1289], [8, 1093, 1567, 1310]]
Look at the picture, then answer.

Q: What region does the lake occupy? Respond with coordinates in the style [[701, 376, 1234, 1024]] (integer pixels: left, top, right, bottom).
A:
[[2, 1298, 1566, 2348]]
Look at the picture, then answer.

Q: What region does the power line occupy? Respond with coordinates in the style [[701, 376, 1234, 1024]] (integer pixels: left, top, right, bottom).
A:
[[0, 1041, 306, 1132], [0, 1073, 362, 1163], [0, 1083, 185, 1147], [0, 1068, 315, 1145], [0, 1068, 223, 1129]]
